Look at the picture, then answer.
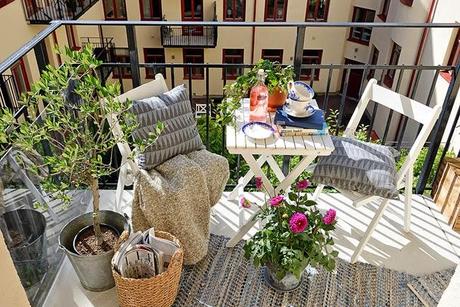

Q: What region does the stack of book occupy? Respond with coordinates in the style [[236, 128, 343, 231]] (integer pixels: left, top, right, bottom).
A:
[[112, 228, 180, 279], [274, 108, 327, 137]]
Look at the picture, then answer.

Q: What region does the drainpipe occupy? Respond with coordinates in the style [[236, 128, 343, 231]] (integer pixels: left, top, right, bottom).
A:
[[250, 0, 257, 64], [395, 0, 439, 139]]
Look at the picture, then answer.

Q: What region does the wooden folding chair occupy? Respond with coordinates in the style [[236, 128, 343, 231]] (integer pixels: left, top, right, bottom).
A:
[[312, 79, 442, 263]]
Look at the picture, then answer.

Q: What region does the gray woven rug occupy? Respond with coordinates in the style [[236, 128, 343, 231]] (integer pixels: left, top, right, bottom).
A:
[[174, 235, 453, 307]]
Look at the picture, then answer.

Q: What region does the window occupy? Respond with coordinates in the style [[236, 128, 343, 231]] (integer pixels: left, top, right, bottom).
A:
[[368, 46, 379, 80], [144, 48, 166, 79], [65, 25, 79, 50], [112, 48, 131, 79], [11, 59, 30, 95], [224, 0, 245, 21], [0, 0, 14, 9], [103, 0, 127, 20], [223, 49, 244, 79], [140, 0, 162, 20], [300, 50, 323, 81], [261, 49, 283, 63], [384, 42, 401, 87], [400, 0, 413, 6], [442, 30, 460, 82], [349, 7, 376, 45], [183, 48, 204, 79], [305, 0, 329, 22], [182, 0, 203, 20], [378, 0, 391, 21], [264, 0, 287, 22]]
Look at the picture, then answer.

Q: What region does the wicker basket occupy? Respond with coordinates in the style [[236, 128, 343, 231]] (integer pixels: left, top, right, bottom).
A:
[[112, 231, 184, 307]]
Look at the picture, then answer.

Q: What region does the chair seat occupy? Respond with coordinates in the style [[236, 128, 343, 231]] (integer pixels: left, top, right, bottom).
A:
[[311, 136, 399, 200]]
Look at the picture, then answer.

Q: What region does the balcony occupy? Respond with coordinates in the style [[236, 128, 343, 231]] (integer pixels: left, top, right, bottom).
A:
[[21, 0, 98, 24], [1, 20, 460, 306], [161, 25, 218, 48]]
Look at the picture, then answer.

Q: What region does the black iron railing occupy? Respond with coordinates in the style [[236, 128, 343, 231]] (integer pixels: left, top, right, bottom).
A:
[[1, 20, 460, 194], [81, 36, 115, 82], [161, 25, 218, 48], [0, 74, 21, 113], [21, 0, 98, 24]]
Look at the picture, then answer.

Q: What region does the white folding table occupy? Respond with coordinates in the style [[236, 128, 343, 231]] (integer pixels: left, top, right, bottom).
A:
[[225, 99, 335, 247]]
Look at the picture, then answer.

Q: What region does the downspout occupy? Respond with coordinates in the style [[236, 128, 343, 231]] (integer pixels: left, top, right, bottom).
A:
[[395, 0, 439, 138], [251, 0, 257, 64]]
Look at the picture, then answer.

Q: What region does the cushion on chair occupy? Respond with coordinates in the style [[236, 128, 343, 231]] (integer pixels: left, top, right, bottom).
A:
[[131, 84, 204, 169], [311, 136, 399, 199]]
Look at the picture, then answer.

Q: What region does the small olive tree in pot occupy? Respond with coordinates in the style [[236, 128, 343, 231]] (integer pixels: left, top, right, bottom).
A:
[[0, 46, 162, 291]]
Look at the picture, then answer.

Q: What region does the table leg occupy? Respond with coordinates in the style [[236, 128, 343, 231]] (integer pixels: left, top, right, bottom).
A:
[[228, 155, 269, 201], [275, 155, 316, 194], [241, 153, 275, 197], [226, 209, 259, 248], [266, 156, 286, 182]]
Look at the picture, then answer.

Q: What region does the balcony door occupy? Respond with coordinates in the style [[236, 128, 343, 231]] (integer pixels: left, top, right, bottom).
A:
[[341, 58, 364, 100], [11, 59, 30, 95], [181, 0, 203, 36]]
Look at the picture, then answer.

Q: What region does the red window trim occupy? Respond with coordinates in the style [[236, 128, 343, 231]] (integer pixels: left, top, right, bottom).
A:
[[183, 48, 204, 80], [400, 0, 413, 7], [300, 49, 322, 81], [384, 42, 401, 88], [222, 49, 244, 80], [0, 0, 14, 9], [223, 0, 245, 21], [261, 49, 283, 63], [102, 0, 127, 20], [264, 0, 288, 22], [348, 7, 375, 46], [11, 59, 31, 94], [112, 49, 132, 79], [181, 0, 204, 21], [378, 0, 391, 21], [140, 0, 162, 21], [144, 48, 166, 79], [441, 29, 460, 82], [305, 0, 329, 22]]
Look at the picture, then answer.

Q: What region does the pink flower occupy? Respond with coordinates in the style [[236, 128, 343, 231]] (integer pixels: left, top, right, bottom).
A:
[[240, 197, 251, 209], [296, 179, 311, 191], [323, 209, 336, 225], [289, 212, 308, 233], [255, 177, 263, 191], [269, 195, 285, 207]]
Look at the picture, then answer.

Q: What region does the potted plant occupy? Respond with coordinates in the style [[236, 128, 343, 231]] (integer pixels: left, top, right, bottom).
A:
[[0, 46, 162, 291], [242, 178, 338, 291], [218, 59, 295, 125]]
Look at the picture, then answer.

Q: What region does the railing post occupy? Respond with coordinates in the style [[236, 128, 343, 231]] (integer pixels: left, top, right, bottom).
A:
[[416, 64, 460, 194], [293, 26, 306, 79], [34, 40, 49, 74], [126, 25, 141, 88], [0, 74, 14, 110]]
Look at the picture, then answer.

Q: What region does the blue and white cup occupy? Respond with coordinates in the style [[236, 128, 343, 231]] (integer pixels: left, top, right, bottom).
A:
[[287, 81, 315, 115]]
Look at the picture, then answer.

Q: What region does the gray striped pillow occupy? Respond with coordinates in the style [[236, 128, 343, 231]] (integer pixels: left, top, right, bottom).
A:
[[132, 84, 204, 169], [311, 136, 399, 199]]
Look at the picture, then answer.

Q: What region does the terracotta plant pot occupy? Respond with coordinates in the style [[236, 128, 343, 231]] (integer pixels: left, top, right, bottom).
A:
[[268, 87, 288, 112]]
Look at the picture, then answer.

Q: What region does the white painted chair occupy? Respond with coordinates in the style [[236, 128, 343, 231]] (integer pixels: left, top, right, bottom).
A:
[[195, 103, 207, 118], [312, 78, 442, 263], [107, 73, 168, 211]]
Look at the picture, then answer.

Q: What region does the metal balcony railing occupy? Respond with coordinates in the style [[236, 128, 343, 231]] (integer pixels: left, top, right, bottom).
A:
[[21, 0, 98, 24], [1, 20, 460, 196], [80, 36, 115, 82], [160, 25, 218, 48], [0, 75, 21, 113]]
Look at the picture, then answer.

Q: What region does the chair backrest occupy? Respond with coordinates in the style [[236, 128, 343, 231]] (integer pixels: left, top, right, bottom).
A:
[[108, 73, 168, 175], [345, 78, 442, 187]]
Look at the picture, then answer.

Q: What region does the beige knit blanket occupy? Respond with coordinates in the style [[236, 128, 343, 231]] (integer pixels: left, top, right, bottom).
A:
[[131, 150, 229, 265]]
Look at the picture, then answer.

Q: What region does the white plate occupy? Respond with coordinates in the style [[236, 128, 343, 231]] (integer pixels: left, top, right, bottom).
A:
[[283, 105, 317, 118], [242, 122, 275, 140]]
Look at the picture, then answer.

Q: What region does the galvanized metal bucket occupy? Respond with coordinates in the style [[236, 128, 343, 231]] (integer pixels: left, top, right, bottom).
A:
[[59, 210, 129, 292]]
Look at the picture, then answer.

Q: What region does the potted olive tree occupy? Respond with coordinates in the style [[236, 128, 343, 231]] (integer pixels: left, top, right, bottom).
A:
[[0, 46, 162, 291], [218, 59, 294, 125]]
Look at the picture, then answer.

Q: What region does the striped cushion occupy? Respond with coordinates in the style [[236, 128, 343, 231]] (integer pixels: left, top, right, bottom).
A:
[[311, 136, 399, 199], [132, 85, 204, 169]]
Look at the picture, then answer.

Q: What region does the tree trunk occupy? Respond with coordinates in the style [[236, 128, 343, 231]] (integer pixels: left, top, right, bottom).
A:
[[90, 177, 103, 246]]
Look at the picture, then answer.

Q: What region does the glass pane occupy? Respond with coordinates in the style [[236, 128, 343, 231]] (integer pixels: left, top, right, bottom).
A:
[[276, 0, 285, 19], [318, 0, 326, 19], [103, 0, 114, 17], [267, 0, 274, 18], [226, 0, 233, 18], [117, 0, 126, 18], [152, 0, 161, 18], [365, 10, 375, 22], [184, 0, 192, 17], [143, 0, 151, 18], [194, 0, 203, 18], [236, 0, 244, 17]]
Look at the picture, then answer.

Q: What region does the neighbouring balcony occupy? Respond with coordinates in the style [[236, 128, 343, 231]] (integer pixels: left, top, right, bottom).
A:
[[1, 20, 460, 307], [21, 0, 99, 24], [161, 25, 218, 48]]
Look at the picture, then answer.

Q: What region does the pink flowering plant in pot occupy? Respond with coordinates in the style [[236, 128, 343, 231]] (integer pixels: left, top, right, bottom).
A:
[[242, 178, 338, 290]]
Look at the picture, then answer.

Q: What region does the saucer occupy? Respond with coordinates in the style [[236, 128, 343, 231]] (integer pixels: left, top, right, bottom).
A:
[[242, 122, 275, 140], [283, 105, 316, 118]]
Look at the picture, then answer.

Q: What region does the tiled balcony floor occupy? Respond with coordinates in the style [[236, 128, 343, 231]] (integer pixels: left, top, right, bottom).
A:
[[43, 190, 460, 307]]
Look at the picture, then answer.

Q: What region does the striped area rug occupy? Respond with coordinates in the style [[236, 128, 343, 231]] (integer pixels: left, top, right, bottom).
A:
[[174, 234, 453, 307]]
